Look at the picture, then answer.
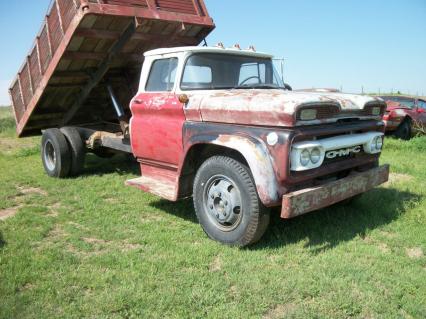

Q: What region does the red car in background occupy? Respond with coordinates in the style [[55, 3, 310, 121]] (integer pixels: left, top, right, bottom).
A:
[[379, 96, 426, 140]]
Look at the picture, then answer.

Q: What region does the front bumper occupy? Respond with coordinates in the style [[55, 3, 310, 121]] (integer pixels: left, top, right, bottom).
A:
[[281, 164, 390, 218]]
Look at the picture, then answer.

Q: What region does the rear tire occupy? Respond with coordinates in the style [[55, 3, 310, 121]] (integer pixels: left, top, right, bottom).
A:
[[193, 156, 270, 247], [394, 118, 412, 140], [60, 127, 85, 176], [41, 128, 71, 178]]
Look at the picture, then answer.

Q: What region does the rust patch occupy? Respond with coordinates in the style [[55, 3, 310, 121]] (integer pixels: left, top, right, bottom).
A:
[[406, 247, 424, 259], [282, 165, 389, 218]]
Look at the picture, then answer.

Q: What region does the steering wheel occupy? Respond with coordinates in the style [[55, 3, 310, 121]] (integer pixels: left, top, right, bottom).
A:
[[238, 76, 261, 86]]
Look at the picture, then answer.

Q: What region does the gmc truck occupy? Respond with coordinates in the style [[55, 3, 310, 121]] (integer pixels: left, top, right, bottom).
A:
[[10, 0, 389, 246]]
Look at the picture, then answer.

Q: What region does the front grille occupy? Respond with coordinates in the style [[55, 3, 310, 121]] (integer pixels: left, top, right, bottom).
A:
[[322, 145, 365, 164]]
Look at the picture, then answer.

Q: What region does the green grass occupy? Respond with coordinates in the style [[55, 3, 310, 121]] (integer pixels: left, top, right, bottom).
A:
[[0, 107, 425, 318]]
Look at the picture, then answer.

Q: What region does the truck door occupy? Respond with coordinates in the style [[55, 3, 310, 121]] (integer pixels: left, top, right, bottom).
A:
[[130, 57, 185, 165]]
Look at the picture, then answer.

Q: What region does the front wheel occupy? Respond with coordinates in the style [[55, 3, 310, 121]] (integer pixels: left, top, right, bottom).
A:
[[193, 156, 270, 247], [394, 118, 412, 140]]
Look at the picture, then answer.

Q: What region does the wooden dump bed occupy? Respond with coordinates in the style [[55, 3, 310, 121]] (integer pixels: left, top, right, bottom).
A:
[[9, 0, 214, 136]]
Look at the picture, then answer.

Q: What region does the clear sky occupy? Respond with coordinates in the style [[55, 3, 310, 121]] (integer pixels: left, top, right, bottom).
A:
[[0, 0, 425, 105]]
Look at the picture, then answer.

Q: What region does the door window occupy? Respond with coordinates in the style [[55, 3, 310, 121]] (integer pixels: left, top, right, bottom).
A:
[[418, 100, 426, 110], [145, 58, 178, 92]]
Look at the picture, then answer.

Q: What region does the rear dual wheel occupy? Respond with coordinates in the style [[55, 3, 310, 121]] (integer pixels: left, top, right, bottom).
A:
[[41, 128, 85, 178]]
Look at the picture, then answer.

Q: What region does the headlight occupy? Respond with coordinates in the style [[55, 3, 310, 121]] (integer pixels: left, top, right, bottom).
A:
[[371, 106, 381, 116], [310, 147, 321, 164], [300, 109, 317, 121], [374, 136, 383, 150], [300, 149, 311, 166]]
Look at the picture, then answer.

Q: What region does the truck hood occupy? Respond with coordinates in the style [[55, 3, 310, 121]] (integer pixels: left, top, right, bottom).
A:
[[195, 89, 382, 127]]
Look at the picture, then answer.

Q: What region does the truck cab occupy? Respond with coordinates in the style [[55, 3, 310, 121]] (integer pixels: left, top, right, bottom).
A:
[[125, 46, 390, 246]]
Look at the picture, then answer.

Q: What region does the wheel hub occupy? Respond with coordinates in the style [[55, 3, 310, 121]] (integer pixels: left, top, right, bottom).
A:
[[44, 141, 57, 171], [205, 176, 242, 231]]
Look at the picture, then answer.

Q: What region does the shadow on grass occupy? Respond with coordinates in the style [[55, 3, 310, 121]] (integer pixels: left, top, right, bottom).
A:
[[252, 187, 419, 252], [151, 198, 198, 223], [80, 153, 140, 177], [0, 231, 6, 249], [151, 187, 418, 252]]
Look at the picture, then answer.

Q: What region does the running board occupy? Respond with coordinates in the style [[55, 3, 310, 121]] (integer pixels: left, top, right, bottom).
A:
[[125, 163, 179, 201]]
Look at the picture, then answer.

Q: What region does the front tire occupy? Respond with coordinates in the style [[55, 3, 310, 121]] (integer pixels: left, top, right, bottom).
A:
[[41, 128, 71, 178], [193, 156, 270, 247], [394, 118, 412, 140]]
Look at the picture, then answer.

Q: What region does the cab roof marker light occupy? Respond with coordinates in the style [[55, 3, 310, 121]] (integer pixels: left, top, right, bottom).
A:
[[216, 42, 225, 49]]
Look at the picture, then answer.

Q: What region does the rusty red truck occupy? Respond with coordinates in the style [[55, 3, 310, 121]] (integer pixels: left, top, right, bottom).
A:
[[10, 0, 390, 246]]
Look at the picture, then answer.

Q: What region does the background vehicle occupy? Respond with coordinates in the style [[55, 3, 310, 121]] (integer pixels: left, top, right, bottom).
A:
[[379, 96, 426, 140], [9, 0, 389, 246]]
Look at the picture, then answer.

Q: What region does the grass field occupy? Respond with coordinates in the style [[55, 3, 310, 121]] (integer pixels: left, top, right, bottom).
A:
[[0, 106, 425, 318]]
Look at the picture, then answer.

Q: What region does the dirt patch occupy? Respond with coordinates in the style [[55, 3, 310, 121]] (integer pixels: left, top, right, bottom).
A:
[[140, 214, 165, 223], [263, 303, 297, 319], [104, 198, 119, 204], [121, 242, 144, 251], [379, 231, 398, 239], [18, 283, 35, 293], [47, 225, 67, 240], [67, 221, 89, 230], [209, 256, 222, 272], [0, 138, 35, 154], [82, 237, 142, 250], [406, 247, 424, 259], [17, 186, 48, 196], [45, 203, 62, 217], [378, 243, 390, 253], [82, 237, 109, 245], [229, 285, 239, 298], [385, 173, 413, 186], [0, 206, 22, 221]]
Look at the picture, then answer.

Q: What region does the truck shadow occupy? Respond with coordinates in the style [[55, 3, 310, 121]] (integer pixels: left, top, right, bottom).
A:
[[151, 187, 418, 252], [81, 154, 140, 177], [251, 187, 419, 252]]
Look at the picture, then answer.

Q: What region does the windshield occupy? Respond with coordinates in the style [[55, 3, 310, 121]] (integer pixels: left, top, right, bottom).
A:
[[380, 96, 416, 109], [181, 53, 284, 90]]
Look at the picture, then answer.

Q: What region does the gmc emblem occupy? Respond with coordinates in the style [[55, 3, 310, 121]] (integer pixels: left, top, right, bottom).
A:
[[326, 146, 362, 159]]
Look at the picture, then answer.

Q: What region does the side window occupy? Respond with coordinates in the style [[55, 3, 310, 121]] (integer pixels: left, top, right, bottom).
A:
[[145, 58, 178, 92], [239, 63, 266, 85], [418, 100, 426, 110]]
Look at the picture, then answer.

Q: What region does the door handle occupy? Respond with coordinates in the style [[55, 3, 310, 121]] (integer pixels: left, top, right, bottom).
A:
[[133, 99, 143, 105]]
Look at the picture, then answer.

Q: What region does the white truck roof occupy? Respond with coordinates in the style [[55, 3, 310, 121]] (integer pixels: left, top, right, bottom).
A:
[[144, 46, 274, 59]]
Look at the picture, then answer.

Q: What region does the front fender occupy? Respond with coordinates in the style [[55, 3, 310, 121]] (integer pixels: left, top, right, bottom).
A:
[[183, 125, 284, 207]]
